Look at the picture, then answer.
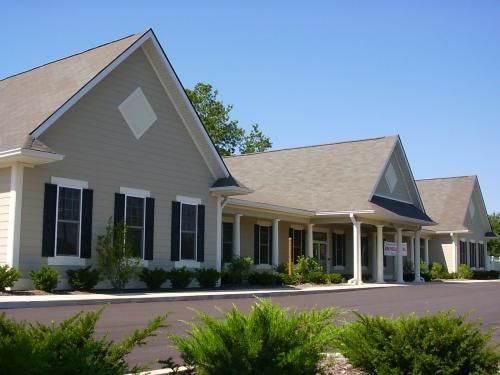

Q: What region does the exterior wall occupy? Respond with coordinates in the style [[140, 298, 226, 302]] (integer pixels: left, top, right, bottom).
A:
[[19, 48, 218, 280], [0, 167, 10, 265], [428, 234, 454, 271]]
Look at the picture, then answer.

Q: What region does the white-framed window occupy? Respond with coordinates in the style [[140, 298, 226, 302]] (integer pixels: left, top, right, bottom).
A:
[[53, 177, 87, 258], [121, 187, 150, 259], [256, 225, 272, 265], [469, 241, 477, 268], [459, 240, 467, 265], [478, 242, 485, 268], [333, 233, 346, 267], [361, 236, 369, 267], [222, 222, 233, 263], [176, 195, 201, 261]]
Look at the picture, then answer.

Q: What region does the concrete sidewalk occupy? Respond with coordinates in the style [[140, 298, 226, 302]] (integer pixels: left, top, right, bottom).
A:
[[0, 283, 404, 309]]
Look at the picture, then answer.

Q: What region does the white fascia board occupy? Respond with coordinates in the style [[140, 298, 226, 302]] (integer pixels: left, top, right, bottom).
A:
[[434, 229, 470, 234], [209, 186, 254, 196], [0, 148, 64, 166], [315, 210, 375, 216]]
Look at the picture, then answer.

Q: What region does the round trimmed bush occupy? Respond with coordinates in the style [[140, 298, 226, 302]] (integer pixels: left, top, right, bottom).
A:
[[168, 267, 193, 289], [0, 265, 21, 291], [195, 268, 221, 288], [30, 266, 59, 292], [139, 267, 169, 290]]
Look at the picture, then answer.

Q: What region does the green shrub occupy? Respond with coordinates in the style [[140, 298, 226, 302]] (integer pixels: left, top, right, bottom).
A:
[[403, 259, 414, 274], [275, 262, 289, 274], [472, 270, 500, 280], [172, 299, 339, 375], [224, 256, 253, 284], [67, 266, 100, 291], [304, 271, 329, 284], [0, 265, 21, 291], [430, 262, 446, 279], [139, 267, 169, 290], [421, 271, 432, 282], [328, 273, 343, 284], [0, 308, 167, 375], [457, 264, 474, 279], [30, 266, 59, 292], [420, 260, 429, 273], [295, 255, 323, 276], [248, 271, 276, 286], [195, 268, 221, 288], [96, 218, 141, 289], [275, 273, 303, 285], [335, 311, 500, 375], [442, 272, 458, 280], [168, 267, 193, 289]]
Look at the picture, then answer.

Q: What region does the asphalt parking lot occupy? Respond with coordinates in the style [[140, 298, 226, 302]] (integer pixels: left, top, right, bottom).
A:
[[3, 281, 499, 369]]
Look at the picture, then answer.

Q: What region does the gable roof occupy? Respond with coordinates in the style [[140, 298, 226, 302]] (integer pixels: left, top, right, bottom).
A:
[[416, 176, 487, 232], [225, 135, 433, 223], [0, 29, 235, 182]]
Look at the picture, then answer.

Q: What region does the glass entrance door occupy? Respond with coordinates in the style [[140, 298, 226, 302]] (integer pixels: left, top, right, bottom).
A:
[[313, 232, 328, 271]]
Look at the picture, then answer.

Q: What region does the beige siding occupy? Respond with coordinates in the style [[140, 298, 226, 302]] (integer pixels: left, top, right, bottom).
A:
[[0, 168, 10, 265], [19, 48, 218, 275], [428, 234, 453, 271]]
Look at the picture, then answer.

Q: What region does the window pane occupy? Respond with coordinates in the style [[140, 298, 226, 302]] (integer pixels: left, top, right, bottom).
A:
[[58, 187, 81, 221], [222, 223, 233, 263], [126, 227, 143, 258], [57, 222, 79, 256], [126, 196, 144, 227], [181, 232, 196, 260], [181, 204, 197, 231], [313, 232, 327, 242], [259, 226, 270, 264]]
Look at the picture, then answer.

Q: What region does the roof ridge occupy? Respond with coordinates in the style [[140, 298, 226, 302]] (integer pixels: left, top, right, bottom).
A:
[[0, 30, 148, 82], [416, 175, 476, 182], [225, 135, 398, 159]]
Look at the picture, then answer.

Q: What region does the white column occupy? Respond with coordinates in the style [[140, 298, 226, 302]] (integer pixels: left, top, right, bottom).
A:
[[7, 163, 24, 269], [414, 230, 421, 282], [306, 223, 314, 258], [233, 214, 242, 259], [215, 196, 223, 272], [371, 231, 377, 281], [350, 221, 363, 285], [424, 238, 429, 265], [409, 236, 415, 266], [450, 233, 457, 273], [376, 225, 385, 283], [272, 219, 280, 267], [396, 227, 404, 283]]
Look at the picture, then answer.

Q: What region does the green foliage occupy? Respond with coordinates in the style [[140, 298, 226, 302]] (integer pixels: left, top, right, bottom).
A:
[[457, 264, 474, 279], [403, 259, 414, 274], [96, 218, 141, 289], [304, 271, 329, 284], [248, 271, 276, 286], [488, 213, 500, 256], [168, 267, 194, 289], [0, 265, 21, 291], [0, 307, 167, 375], [472, 270, 500, 280], [30, 266, 59, 292], [195, 268, 221, 288], [420, 260, 429, 273], [328, 273, 344, 284], [240, 123, 272, 154], [275, 262, 289, 274], [430, 262, 447, 279], [335, 311, 500, 375], [421, 271, 432, 282], [185, 82, 272, 156], [139, 267, 169, 290], [295, 256, 323, 276], [275, 273, 303, 286], [172, 299, 339, 375], [67, 266, 100, 291], [224, 256, 253, 284]]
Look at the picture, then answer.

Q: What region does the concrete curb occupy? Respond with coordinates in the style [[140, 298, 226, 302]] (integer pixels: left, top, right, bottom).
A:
[[0, 284, 403, 309]]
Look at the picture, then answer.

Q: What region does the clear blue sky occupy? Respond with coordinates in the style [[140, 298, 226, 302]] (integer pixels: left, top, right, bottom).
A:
[[3, 1, 499, 212]]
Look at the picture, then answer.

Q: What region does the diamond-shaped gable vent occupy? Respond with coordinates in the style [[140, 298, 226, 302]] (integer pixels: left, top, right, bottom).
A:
[[118, 87, 157, 139], [385, 162, 398, 193]]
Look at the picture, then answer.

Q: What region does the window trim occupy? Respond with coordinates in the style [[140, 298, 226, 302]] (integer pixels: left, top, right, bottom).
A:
[[120, 186, 150, 260], [48, 177, 88, 266], [176, 195, 202, 263], [333, 232, 346, 269], [257, 225, 272, 265]]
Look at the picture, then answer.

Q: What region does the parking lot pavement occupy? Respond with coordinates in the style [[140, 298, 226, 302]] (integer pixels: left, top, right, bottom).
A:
[[3, 281, 499, 369]]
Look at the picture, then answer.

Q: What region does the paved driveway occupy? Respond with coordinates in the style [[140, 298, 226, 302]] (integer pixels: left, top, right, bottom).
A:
[[2, 281, 499, 369]]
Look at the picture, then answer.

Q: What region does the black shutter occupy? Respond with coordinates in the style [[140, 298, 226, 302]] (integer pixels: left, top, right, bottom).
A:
[[42, 183, 57, 257], [80, 189, 93, 258], [254, 224, 260, 264], [171, 201, 181, 261], [197, 204, 205, 262], [144, 197, 155, 260], [114, 193, 125, 242], [301, 230, 306, 257]]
